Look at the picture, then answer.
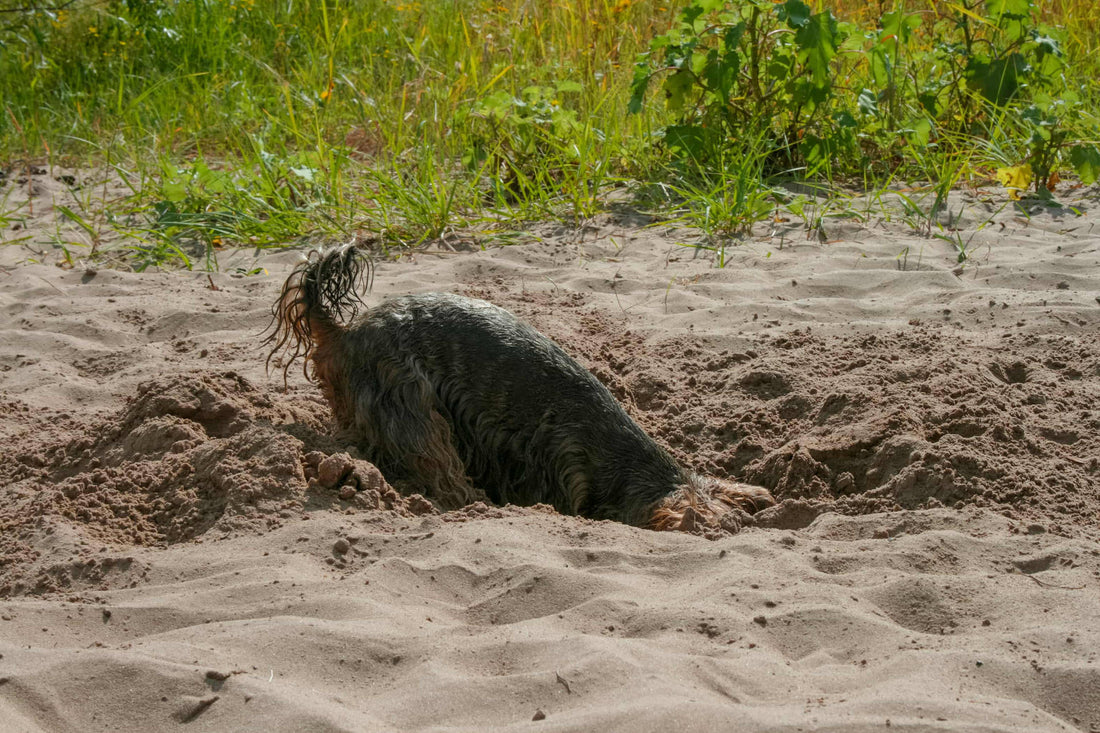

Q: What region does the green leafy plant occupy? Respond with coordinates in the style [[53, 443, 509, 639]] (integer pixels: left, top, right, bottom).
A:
[[629, 0, 1100, 193], [629, 0, 854, 170], [932, 0, 1098, 190], [466, 84, 589, 199]]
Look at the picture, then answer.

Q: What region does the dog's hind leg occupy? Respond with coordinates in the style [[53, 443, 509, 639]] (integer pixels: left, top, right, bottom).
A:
[[346, 356, 482, 509]]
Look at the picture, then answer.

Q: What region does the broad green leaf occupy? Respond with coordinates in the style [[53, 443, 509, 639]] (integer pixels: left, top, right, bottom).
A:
[[870, 45, 891, 88], [722, 22, 746, 52], [702, 48, 736, 103], [1020, 104, 1047, 125], [795, 11, 839, 88], [193, 162, 220, 191], [161, 179, 187, 203], [917, 91, 941, 117], [834, 111, 857, 128], [791, 79, 829, 109], [966, 53, 1026, 104], [987, 0, 1031, 19], [903, 117, 933, 147], [520, 85, 548, 101], [766, 47, 796, 80], [1069, 145, 1100, 184], [880, 9, 921, 44], [477, 90, 517, 119], [779, 0, 811, 29], [664, 69, 695, 113], [680, 0, 719, 28], [1036, 51, 1064, 79], [649, 34, 671, 50], [1032, 33, 1061, 57], [628, 62, 651, 115], [988, 0, 1030, 43]]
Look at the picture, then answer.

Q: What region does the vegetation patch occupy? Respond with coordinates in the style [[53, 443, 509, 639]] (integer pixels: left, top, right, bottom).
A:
[[1, 0, 1098, 269]]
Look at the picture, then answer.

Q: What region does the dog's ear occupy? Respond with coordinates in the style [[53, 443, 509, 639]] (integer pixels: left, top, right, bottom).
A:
[[262, 259, 312, 386], [262, 245, 374, 387]]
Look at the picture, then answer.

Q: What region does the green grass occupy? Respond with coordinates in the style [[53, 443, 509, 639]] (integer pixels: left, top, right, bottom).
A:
[[1, 0, 1098, 270]]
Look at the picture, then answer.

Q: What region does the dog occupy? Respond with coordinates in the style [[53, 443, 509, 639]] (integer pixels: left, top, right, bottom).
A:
[[265, 246, 774, 533]]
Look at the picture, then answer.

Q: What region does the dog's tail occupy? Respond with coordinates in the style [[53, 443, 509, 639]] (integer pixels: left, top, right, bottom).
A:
[[263, 245, 373, 383]]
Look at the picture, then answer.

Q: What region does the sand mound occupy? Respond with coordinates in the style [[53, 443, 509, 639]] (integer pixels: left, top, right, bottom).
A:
[[0, 373, 437, 596]]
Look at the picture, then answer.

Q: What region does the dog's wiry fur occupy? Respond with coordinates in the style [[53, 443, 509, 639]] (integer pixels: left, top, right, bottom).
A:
[[266, 246, 774, 533]]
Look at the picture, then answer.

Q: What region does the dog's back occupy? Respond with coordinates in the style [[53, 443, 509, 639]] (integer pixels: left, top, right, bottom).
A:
[[337, 292, 684, 523]]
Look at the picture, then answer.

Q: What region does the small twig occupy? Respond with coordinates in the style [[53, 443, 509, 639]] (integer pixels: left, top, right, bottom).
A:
[[206, 274, 220, 291], [555, 672, 572, 694], [35, 274, 65, 295], [1027, 575, 1086, 591]]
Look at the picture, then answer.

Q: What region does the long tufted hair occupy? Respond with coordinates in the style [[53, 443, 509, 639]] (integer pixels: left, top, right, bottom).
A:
[[264, 246, 374, 385]]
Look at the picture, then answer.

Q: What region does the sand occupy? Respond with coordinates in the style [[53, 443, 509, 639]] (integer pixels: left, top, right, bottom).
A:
[[1, 167, 1099, 731]]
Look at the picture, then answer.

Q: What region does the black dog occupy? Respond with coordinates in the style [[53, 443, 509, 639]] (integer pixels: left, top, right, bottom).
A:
[[266, 246, 773, 532]]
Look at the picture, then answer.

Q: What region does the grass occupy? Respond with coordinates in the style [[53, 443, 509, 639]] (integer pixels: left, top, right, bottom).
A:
[[1, 0, 1098, 270]]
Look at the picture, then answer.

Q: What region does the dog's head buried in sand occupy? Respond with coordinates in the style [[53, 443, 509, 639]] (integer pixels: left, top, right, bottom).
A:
[[266, 246, 775, 536]]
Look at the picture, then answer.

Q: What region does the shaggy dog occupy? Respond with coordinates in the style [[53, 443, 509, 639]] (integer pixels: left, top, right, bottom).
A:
[[266, 246, 774, 533]]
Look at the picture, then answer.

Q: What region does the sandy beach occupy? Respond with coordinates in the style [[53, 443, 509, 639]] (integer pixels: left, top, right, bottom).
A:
[[1, 170, 1099, 731]]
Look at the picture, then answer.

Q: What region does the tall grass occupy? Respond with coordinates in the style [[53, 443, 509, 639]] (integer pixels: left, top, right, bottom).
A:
[[1, 0, 1097, 268], [1, 0, 666, 157]]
